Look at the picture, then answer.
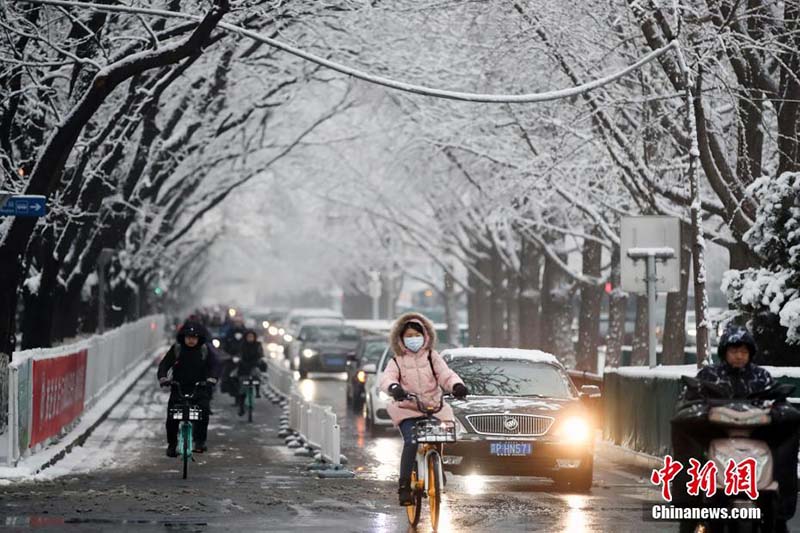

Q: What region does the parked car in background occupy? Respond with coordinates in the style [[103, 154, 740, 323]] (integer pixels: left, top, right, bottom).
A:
[[346, 336, 388, 411], [364, 346, 397, 437], [290, 320, 361, 378], [440, 347, 599, 492], [284, 308, 344, 336]]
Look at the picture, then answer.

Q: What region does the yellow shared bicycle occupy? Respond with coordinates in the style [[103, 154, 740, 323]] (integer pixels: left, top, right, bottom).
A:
[[403, 392, 458, 531]]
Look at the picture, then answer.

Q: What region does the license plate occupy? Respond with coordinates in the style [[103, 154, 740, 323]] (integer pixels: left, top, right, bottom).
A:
[[326, 357, 345, 367], [490, 442, 532, 456]]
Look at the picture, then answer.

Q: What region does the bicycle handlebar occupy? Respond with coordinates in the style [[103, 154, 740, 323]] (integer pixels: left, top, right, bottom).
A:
[[167, 381, 209, 398], [402, 392, 454, 416]]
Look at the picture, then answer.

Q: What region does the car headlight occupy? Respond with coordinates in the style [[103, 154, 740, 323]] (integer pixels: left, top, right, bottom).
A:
[[262, 321, 270, 329], [211, 339, 221, 348], [556, 416, 591, 444], [284, 334, 293, 343], [378, 390, 390, 402], [356, 370, 366, 383], [278, 328, 285, 335], [268, 326, 278, 336], [233, 356, 241, 364], [302, 348, 317, 358]]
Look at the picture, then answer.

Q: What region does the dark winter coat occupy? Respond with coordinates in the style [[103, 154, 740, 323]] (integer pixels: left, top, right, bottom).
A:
[[237, 332, 265, 375], [682, 361, 775, 401], [158, 321, 216, 391]]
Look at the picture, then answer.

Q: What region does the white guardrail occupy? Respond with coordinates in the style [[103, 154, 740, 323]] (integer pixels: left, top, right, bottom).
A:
[[265, 358, 352, 477], [0, 315, 166, 466]]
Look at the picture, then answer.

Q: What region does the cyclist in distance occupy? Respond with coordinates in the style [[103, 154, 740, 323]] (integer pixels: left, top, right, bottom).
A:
[[236, 329, 266, 416], [379, 312, 468, 506], [158, 321, 217, 456]]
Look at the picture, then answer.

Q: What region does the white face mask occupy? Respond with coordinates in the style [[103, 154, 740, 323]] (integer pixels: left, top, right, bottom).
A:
[[403, 336, 424, 353]]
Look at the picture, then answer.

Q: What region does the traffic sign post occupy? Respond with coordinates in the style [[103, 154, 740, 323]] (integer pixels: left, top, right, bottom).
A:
[[0, 194, 47, 217], [621, 216, 681, 369]]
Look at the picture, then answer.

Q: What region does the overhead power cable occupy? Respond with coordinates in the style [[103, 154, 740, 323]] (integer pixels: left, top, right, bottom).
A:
[[27, 0, 679, 104]]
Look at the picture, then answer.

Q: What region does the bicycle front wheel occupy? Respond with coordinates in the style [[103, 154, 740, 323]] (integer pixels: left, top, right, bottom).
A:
[[181, 422, 192, 479], [247, 386, 254, 423], [428, 453, 442, 531], [406, 465, 422, 527]]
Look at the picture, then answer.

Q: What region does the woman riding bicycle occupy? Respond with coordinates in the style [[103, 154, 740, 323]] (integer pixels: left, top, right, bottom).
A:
[[380, 312, 468, 506]]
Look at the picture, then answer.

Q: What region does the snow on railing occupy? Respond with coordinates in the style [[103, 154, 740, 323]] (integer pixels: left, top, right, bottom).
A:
[[266, 359, 352, 477], [1, 316, 166, 466]]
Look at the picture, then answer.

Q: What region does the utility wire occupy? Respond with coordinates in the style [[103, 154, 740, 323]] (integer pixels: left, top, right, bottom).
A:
[[26, 0, 679, 104]]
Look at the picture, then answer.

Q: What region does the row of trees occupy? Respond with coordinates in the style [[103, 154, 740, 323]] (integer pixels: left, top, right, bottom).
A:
[[3, 1, 799, 369], [287, 0, 800, 368], [0, 0, 355, 354]]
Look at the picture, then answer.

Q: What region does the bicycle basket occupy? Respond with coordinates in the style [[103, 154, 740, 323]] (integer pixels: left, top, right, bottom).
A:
[[170, 406, 202, 421], [414, 419, 456, 443]]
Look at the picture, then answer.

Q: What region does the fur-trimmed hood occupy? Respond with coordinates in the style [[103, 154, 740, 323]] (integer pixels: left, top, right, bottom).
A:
[[389, 312, 437, 356]]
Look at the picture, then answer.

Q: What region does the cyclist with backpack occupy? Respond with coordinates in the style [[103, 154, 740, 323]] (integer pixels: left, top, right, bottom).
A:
[[158, 321, 217, 457], [379, 312, 468, 506]]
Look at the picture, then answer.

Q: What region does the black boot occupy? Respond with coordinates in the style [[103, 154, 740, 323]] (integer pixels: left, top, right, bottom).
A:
[[398, 482, 414, 506], [193, 441, 207, 453], [166, 445, 178, 458]]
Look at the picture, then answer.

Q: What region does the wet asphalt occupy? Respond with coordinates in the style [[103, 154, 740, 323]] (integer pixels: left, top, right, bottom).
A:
[[1, 355, 796, 532]]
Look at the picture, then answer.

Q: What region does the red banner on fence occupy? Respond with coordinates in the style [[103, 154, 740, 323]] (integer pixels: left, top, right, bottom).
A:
[[30, 350, 88, 447]]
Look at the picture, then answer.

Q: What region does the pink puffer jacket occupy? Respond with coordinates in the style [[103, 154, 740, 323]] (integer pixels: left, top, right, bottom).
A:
[[379, 312, 463, 426]]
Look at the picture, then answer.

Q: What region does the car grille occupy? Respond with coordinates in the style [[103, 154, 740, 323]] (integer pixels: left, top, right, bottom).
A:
[[465, 414, 554, 436]]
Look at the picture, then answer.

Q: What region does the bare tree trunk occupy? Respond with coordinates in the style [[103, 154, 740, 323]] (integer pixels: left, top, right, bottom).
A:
[[443, 268, 461, 347], [662, 222, 692, 364], [541, 251, 576, 367], [576, 231, 602, 372], [475, 248, 493, 347], [490, 242, 507, 347], [519, 240, 542, 349], [467, 267, 479, 346], [632, 294, 649, 366], [506, 267, 521, 348], [606, 245, 627, 368]]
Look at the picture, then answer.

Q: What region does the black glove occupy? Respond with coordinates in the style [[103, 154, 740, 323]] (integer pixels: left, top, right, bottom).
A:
[[388, 383, 406, 401], [452, 383, 468, 399], [159, 377, 170, 388]]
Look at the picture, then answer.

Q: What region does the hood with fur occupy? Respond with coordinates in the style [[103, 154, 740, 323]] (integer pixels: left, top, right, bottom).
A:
[[390, 312, 437, 356]]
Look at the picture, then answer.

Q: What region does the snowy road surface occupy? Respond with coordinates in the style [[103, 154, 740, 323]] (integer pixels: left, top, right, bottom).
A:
[[1, 361, 797, 532]]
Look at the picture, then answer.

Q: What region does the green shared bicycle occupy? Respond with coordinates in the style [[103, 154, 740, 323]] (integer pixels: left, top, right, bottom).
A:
[[241, 375, 260, 423], [169, 381, 206, 479]]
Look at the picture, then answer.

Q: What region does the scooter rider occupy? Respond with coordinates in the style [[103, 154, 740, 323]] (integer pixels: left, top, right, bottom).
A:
[[158, 321, 217, 457], [673, 324, 798, 532]]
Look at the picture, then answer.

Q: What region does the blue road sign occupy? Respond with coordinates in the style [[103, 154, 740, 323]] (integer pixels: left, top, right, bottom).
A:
[[0, 195, 47, 217]]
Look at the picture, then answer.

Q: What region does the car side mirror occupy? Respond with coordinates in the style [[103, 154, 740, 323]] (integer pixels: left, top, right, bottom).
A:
[[580, 385, 601, 398], [362, 363, 377, 373]]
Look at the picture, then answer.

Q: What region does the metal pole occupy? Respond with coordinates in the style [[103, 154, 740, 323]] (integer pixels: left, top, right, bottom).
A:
[[98, 262, 107, 334], [646, 255, 657, 369]]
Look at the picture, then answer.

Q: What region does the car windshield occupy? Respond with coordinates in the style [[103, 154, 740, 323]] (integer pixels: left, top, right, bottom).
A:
[[363, 341, 388, 364], [303, 325, 360, 343], [446, 358, 575, 399]]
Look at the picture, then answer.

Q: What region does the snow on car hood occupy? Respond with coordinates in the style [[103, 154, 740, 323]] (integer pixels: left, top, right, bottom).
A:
[[449, 395, 575, 415]]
